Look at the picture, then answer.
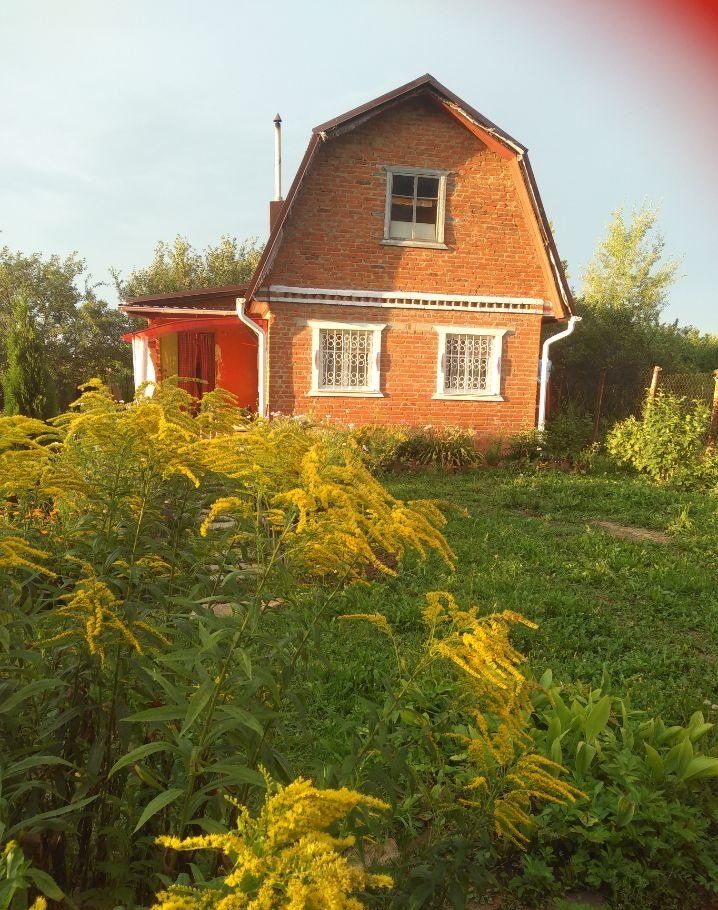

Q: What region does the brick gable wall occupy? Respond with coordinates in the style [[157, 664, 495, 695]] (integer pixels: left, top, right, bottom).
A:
[[261, 95, 551, 435]]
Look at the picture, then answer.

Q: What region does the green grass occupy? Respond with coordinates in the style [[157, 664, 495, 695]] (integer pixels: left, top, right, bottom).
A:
[[287, 465, 718, 777]]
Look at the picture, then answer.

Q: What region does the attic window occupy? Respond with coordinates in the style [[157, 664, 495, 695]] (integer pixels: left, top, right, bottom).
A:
[[383, 166, 448, 248]]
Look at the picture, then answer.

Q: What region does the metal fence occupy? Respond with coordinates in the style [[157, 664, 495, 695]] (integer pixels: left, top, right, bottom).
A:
[[550, 364, 718, 441]]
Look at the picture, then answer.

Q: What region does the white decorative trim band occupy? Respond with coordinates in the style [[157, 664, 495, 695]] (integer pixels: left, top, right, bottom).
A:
[[261, 285, 547, 315]]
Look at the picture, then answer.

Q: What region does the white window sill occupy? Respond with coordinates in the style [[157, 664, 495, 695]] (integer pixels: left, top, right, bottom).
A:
[[308, 390, 384, 398], [381, 239, 448, 251], [432, 392, 504, 402]]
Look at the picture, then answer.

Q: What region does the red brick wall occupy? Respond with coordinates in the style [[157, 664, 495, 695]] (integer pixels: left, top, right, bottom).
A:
[[264, 96, 549, 298], [267, 303, 541, 435], [262, 94, 550, 435]]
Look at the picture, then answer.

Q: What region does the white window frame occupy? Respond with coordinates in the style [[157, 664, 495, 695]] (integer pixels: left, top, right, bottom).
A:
[[382, 165, 449, 250], [307, 319, 386, 397], [433, 326, 508, 401]]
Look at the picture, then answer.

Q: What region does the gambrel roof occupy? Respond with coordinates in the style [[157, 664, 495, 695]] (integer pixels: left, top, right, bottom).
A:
[[245, 74, 574, 319]]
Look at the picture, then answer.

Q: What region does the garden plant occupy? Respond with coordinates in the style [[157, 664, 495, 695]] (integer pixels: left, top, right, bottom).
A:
[[1, 382, 718, 909]]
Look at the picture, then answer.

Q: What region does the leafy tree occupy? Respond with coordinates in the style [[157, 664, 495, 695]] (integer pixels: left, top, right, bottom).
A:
[[2, 294, 54, 418], [112, 235, 262, 299], [582, 205, 679, 322], [0, 247, 135, 410], [551, 206, 716, 417]]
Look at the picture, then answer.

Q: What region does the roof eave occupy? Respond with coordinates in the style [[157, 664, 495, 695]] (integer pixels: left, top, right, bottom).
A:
[[123, 283, 248, 306]]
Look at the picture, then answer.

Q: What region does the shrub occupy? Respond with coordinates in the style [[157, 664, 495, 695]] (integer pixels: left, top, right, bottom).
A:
[[606, 391, 718, 489], [350, 424, 409, 472], [519, 670, 718, 907], [507, 427, 542, 462], [0, 381, 452, 907], [335, 595, 582, 907], [397, 426, 480, 470], [2, 295, 54, 419], [506, 411, 593, 466]]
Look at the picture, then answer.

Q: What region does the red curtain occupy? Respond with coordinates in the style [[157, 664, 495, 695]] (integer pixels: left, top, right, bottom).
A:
[[177, 332, 216, 399], [197, 332, 215, 397]]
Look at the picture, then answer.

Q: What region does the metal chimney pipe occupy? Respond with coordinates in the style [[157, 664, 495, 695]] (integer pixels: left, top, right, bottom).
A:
[[273, 113, 282, 201]]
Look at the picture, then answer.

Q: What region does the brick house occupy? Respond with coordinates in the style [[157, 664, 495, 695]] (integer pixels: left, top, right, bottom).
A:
[[122, 74, 574, 437]]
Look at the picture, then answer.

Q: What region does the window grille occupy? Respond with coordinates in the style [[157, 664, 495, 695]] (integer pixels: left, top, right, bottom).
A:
[[319, 327, 373, 390], [443, 333, 493, 393]]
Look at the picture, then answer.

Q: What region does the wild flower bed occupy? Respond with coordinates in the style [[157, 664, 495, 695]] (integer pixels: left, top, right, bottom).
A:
[[1, 384, 718, 909]]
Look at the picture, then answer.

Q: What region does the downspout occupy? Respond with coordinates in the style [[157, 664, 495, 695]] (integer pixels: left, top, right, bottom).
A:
[[236, 297, 267, 417], [537, 315, 581, 434]]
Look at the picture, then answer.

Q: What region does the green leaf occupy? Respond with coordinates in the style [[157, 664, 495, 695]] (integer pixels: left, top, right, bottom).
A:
[[238, 648, 252, 679], [547, 715, 562, 746], [665, 736, 693, 776], [549, 738, 563, 764], [6, 755, 74, 776], [181, 679, 216, 735], [688, 723, 713, 744], [575, 740, 596, 777], [680, 756, 718, 782], [7, 794, 98, 835], [216, 705, 264, 736], [202, 761, 265, 787], [133, 788, 183, 833], [616, 795, 635, 827], [644, 743, 664, 780], [122, 705, 186, 723], [0, 678, 63, 714], [27, 868, 64, 900], [109, 742, 177, 777], [584, 696, 611, 743]]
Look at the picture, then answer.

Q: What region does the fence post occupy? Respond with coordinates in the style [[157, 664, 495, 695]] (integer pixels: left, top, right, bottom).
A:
[[591, 367, 607, 444], [646, 365, 662, 412], [708, 369, 718, 447]]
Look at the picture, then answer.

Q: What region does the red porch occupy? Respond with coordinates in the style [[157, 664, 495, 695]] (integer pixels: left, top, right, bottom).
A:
[[120, 286, 264, 412]]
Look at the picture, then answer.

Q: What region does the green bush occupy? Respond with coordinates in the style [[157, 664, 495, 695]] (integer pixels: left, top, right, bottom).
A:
[[517, 670, 718, 907], [349, 424, 481, 472], [506, 411, 593, 465], [606, 391, 718, 489], [350, 424, 409, 472], [544, 409, 594, 462], [0, 382, 451, 907], [397, 426, 480, 470]]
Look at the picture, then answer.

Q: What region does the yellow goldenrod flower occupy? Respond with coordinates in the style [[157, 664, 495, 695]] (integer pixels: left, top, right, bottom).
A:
[[152, 776, 391, 909]]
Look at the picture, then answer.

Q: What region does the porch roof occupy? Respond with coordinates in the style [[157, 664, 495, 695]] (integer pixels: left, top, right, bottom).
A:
[[120, 284, 247, 318]]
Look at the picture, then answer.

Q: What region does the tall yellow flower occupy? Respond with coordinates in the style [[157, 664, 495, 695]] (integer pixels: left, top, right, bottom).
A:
[[153, 777, 392, 910], [426, 592, 583, 847]]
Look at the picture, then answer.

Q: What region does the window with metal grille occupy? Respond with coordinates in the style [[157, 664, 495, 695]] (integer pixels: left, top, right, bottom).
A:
[[308, 320, 386, 396], [443, 333, 492, 393], [434, 326, 507, 399], [319, 327, 372, 390], [383, 167, 448, 246]]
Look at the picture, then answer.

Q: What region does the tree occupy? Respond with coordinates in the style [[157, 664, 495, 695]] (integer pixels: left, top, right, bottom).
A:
[[112, 235, 262, 299], [551, 205, 715, 418], [0, 247, 135, 410], [582, 205, 679, 323], [3, 294, 54, 418]]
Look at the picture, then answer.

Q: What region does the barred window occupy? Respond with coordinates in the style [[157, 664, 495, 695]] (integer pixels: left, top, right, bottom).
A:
[[319, 327, 372, 390], [444, 333, 492, 393], [435, 327, 507, 399], [309, 321, 385, 396]]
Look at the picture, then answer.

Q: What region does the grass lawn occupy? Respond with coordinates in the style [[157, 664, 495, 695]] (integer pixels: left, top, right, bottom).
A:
[[288, 466, 718, 777]]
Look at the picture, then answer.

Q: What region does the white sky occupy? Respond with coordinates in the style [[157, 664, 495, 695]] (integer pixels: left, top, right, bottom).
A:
[[1, 0, 716, 331]]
